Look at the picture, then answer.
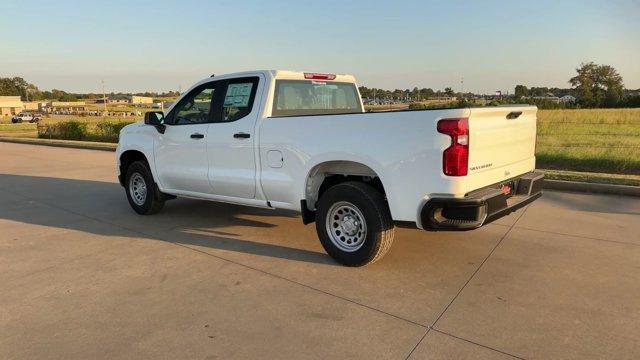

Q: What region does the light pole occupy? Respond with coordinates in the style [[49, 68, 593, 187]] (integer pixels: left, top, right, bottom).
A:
[[101, 80, 107, 114]]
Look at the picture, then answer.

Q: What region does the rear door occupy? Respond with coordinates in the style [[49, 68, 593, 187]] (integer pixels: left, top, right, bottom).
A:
[[466, 106, 537, 188], [206, 76, 261, 199]]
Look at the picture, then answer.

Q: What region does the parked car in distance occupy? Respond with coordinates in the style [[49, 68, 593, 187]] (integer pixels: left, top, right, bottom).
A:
[[11, 112, 42, 123], [116, 70, 544, 266]]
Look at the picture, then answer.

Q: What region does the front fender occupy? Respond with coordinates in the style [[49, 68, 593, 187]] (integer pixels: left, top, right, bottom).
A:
[[116, 124, 161, 188]]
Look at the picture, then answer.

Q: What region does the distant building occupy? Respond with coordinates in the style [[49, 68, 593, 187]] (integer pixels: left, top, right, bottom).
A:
[[23, 101, 48, 111], [46, 101, 87, 112], [532, 96, 561, 103], [108, 95, 130, 104], [92, 95, 128, 104], [624, 90, 640, 97], [428, 96, 457, 102], [129, 96, 153, 105], [0, 96, 23, 116], [560, 95, 576, 103], [93, 95, 155, 105]]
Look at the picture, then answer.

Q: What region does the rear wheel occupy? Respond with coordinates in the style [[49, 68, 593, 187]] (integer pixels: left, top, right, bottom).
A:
[[124, 161, 165, 215], [315, 181, 395, 266]]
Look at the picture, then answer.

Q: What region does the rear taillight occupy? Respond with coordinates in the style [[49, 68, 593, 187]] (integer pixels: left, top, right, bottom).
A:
[[437, 118, 469, 176]]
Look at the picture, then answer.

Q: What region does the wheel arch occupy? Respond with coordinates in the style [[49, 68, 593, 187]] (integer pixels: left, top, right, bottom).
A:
[[118, 149, 149, 186], [302, 160, 389, 223]]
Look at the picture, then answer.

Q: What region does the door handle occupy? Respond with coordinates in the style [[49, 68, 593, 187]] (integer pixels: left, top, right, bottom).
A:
[[190, 133, 205, 139], [233, 132, 251, 139]]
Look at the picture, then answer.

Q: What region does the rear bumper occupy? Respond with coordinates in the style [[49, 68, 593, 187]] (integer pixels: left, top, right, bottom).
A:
[[421, 171, 544, 230]]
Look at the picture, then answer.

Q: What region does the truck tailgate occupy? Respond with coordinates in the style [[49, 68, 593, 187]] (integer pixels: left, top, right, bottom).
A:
[[465, 106, 537, 191]]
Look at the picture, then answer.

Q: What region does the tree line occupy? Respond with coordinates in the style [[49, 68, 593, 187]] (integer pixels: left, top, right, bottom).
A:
[[514, 62, 632, 108], [358, 86, 459, 102], [2, 62, 638, 108], [362, 62, 637, 109], [0, 77, 179, 102]]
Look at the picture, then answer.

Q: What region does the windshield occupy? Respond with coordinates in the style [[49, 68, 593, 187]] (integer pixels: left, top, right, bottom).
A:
[[272, 80, 362, 117]]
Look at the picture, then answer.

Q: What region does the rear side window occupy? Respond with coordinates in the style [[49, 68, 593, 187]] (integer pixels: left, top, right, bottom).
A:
[[219, 77, 259, 122], [272, 80, 362, 117]]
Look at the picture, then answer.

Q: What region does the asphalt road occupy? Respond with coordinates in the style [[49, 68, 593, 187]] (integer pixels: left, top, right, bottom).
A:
[[1, 142, 639, 359]]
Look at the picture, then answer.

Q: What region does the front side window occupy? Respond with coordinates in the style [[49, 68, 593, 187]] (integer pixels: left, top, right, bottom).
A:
[[169, 85, 215, 125], [272, 80, 362, 117]]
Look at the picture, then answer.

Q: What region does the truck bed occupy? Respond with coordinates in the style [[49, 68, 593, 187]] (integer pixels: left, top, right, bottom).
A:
[[259, 105, 537, 222]]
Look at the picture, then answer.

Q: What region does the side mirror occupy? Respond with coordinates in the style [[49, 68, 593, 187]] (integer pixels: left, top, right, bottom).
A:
[[144, 111, 165, 134]]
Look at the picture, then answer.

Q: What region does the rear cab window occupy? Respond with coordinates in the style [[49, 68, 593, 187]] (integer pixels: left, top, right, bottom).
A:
[[272, 80, 362, 117]]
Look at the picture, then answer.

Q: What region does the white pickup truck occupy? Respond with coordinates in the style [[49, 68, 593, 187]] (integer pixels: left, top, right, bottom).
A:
[[116, 70, 543, 266], [12, 112, 42, 123]]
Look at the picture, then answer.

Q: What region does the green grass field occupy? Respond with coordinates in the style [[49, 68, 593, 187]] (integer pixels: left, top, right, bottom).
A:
[[364, 103, 411, 112], [39, 115, 140, 125], [536, 108, 640, 175], [0, 123, 38, 138], [1, 108, 638, 175]]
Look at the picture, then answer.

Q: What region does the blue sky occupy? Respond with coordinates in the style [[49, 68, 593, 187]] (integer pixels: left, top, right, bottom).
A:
[[2, 0, 638, 93]]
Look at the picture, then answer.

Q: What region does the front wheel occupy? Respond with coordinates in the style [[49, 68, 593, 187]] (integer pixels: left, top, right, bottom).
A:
[[124, 161, 165, 215], [315, 181, 395, 266]]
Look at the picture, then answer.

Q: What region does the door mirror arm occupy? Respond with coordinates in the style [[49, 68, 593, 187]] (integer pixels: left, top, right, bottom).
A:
[[144, 111, 166, 134]]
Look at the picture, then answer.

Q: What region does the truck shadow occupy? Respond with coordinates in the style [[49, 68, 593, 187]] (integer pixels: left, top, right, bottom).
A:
[[542, 189, 639, 216], [0, 174, 337, 266]]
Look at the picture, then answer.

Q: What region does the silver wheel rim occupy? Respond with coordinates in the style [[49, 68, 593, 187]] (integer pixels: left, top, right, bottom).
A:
[[325, 201, 367, 252], [129, 173, 147, 206]]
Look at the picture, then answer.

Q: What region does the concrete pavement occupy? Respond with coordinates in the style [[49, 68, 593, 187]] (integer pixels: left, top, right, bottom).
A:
[[1, 142, 639, 359]]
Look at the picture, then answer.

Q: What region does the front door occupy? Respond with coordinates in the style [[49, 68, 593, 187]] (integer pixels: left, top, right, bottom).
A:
[[154, 82, 216, 194], [206, 76, 261, 199]]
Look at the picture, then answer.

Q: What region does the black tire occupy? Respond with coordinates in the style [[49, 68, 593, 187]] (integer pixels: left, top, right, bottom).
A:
[[124, 161, 165, 215], [315, 181, 395, 266]]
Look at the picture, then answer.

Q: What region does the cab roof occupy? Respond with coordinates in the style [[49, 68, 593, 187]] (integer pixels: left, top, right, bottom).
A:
[[199, 70, 357, 84]]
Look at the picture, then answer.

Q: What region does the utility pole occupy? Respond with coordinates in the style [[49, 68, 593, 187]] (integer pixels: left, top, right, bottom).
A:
[[101, 80, 107, 114], [460, 76, 464, 94]]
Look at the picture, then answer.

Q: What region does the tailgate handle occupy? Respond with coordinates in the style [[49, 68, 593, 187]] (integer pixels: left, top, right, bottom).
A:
[[506, 111, 522, 120]]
